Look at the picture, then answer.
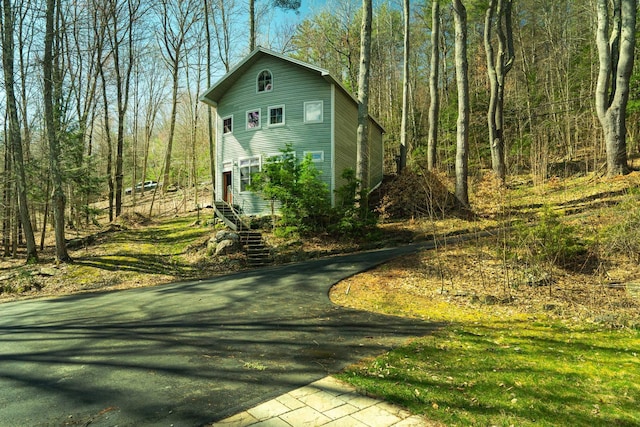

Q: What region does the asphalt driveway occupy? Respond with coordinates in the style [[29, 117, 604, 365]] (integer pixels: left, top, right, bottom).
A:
[[0, 243, 438, 426]]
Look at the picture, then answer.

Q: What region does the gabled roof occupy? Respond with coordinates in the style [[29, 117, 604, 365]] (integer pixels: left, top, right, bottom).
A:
[[199, 47, 384, 132]]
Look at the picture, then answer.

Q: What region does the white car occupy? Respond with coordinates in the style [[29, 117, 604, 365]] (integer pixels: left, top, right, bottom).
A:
[[125, 180, 158, 195]]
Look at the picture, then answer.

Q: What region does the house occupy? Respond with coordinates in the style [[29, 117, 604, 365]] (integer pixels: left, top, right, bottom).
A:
[[200, 47, 384, 216]]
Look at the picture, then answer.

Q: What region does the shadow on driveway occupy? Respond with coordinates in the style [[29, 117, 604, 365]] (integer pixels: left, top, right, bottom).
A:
[[0, 244, 440, 426]]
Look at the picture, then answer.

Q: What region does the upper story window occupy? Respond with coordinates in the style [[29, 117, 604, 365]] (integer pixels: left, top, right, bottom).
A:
[[257, 70, 272, 92], [222, 116, 233, 134], [246, 109, 261, 130], [268, 105, 285, 127], [304, 101, 323, 123]]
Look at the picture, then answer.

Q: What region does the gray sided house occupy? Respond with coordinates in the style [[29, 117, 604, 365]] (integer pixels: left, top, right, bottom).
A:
[[200, 47, 384, 216]]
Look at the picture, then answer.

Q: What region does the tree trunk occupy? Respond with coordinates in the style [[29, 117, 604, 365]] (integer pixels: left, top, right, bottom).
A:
[[356, 0, 372, 208], [3, 130, 13, 257], [427, 0, 440, 171], [205, 0, 216, 204], [484, 0, 515, 182], [249, 0, 255, 50], [1, 0, 38, 262], [163, 61, 179, 192], [595, 0, 636, 176], [44, 0, 70, 262], [399, 0, 410, 172], [453, 0, 469, 208], [158, 0, 197, 194]]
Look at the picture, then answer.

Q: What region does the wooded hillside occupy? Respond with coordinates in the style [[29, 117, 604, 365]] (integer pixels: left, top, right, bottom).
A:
[[0, 0, 638, 262]]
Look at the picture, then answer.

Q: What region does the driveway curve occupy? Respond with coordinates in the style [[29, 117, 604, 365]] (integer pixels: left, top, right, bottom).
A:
[[0, 243, 439, 426]]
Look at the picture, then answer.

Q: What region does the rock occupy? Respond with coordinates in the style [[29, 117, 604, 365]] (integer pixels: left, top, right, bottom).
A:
[[207, 237, 218, 253], [215, 230, 240, 243], [480, 295, 498, 305], [215, 239, 241, 256]]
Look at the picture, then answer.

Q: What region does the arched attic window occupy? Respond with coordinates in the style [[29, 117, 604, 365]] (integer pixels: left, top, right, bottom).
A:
[[257, 70, 272, 92]]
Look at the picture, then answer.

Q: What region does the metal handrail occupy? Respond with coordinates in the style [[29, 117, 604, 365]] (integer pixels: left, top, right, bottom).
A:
[[214, 200, 250, 231]]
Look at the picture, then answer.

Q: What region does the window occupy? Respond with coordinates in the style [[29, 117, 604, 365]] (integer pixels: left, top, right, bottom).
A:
[[246, 109, 261, 130], [304, 151, 324, 162], [222, 116, 233, 134], [268, 105, 285, 126], [257, 70, 272, 92], [304, 101, 323, 123], [266, 151, 295, 163], [239, 156, 261, 192]]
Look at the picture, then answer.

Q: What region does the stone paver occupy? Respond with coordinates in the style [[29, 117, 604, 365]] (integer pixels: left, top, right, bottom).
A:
[[212, 376, 430, 427]]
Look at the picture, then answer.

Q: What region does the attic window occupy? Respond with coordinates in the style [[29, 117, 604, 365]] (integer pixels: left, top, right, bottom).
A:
[[257, 70, 272, 92]]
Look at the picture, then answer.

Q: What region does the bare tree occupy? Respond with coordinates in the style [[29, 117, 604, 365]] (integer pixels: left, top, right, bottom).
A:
[[249, 0, 256, 50], [210, 0, 236, 73], [44, 0, 71, 262], [427, 0, 440, 171], [595, 0, 636, 176], [204, 0, 216, 204], [0, 0, 37, 262], [157, 0, 199, 193], [484, 0, 515, 181], [249, 0, 300, 51], [399, 0, 410, 172], [96, 0, 141, 216], [356, 0, 372, 209], [65, 0, 102, 227], [453, 0, 469, 207], [143, 62, 166, 193]]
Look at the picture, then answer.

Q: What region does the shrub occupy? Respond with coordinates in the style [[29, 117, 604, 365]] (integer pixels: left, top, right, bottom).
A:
[[512, 206, 585, 268], [250, 144, 331, 233], [602, 196, 640, 263]]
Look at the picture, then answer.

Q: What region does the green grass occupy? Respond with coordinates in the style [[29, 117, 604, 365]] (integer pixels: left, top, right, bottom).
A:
[[334, 173, 640, 425], [337, 317, 639, 426]]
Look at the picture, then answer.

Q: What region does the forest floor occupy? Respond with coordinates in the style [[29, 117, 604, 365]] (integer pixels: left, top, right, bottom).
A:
[[0, 172, 639, 329]]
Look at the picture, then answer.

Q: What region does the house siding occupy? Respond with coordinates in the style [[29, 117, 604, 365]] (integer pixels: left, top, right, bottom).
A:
[[333, 87, 358, 194], [216, 56, 333, 214], [368, 121, 384, 189], [333, 87, 384, 196]]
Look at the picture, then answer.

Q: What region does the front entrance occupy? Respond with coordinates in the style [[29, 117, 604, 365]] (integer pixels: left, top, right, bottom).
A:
[[222, 171, 233, 204]]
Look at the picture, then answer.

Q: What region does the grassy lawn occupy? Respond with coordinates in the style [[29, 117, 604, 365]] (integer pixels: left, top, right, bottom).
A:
[[337, 316, 639, 426], [332, 172, 640, 427]]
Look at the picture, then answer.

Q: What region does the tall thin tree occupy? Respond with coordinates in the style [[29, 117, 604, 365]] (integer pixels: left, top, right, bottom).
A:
[[484, 0, 514, 181], [427, 0, 440, 171], [44, 0, 71, 262], [204, 0, 214, 205], [453, 0, 469, 207], [249, 0, 300, 51], [356, 0, 372, 210], [399, 0, 410, 172], [157, 0, 199, 193], [0, 0, 37, 262]]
